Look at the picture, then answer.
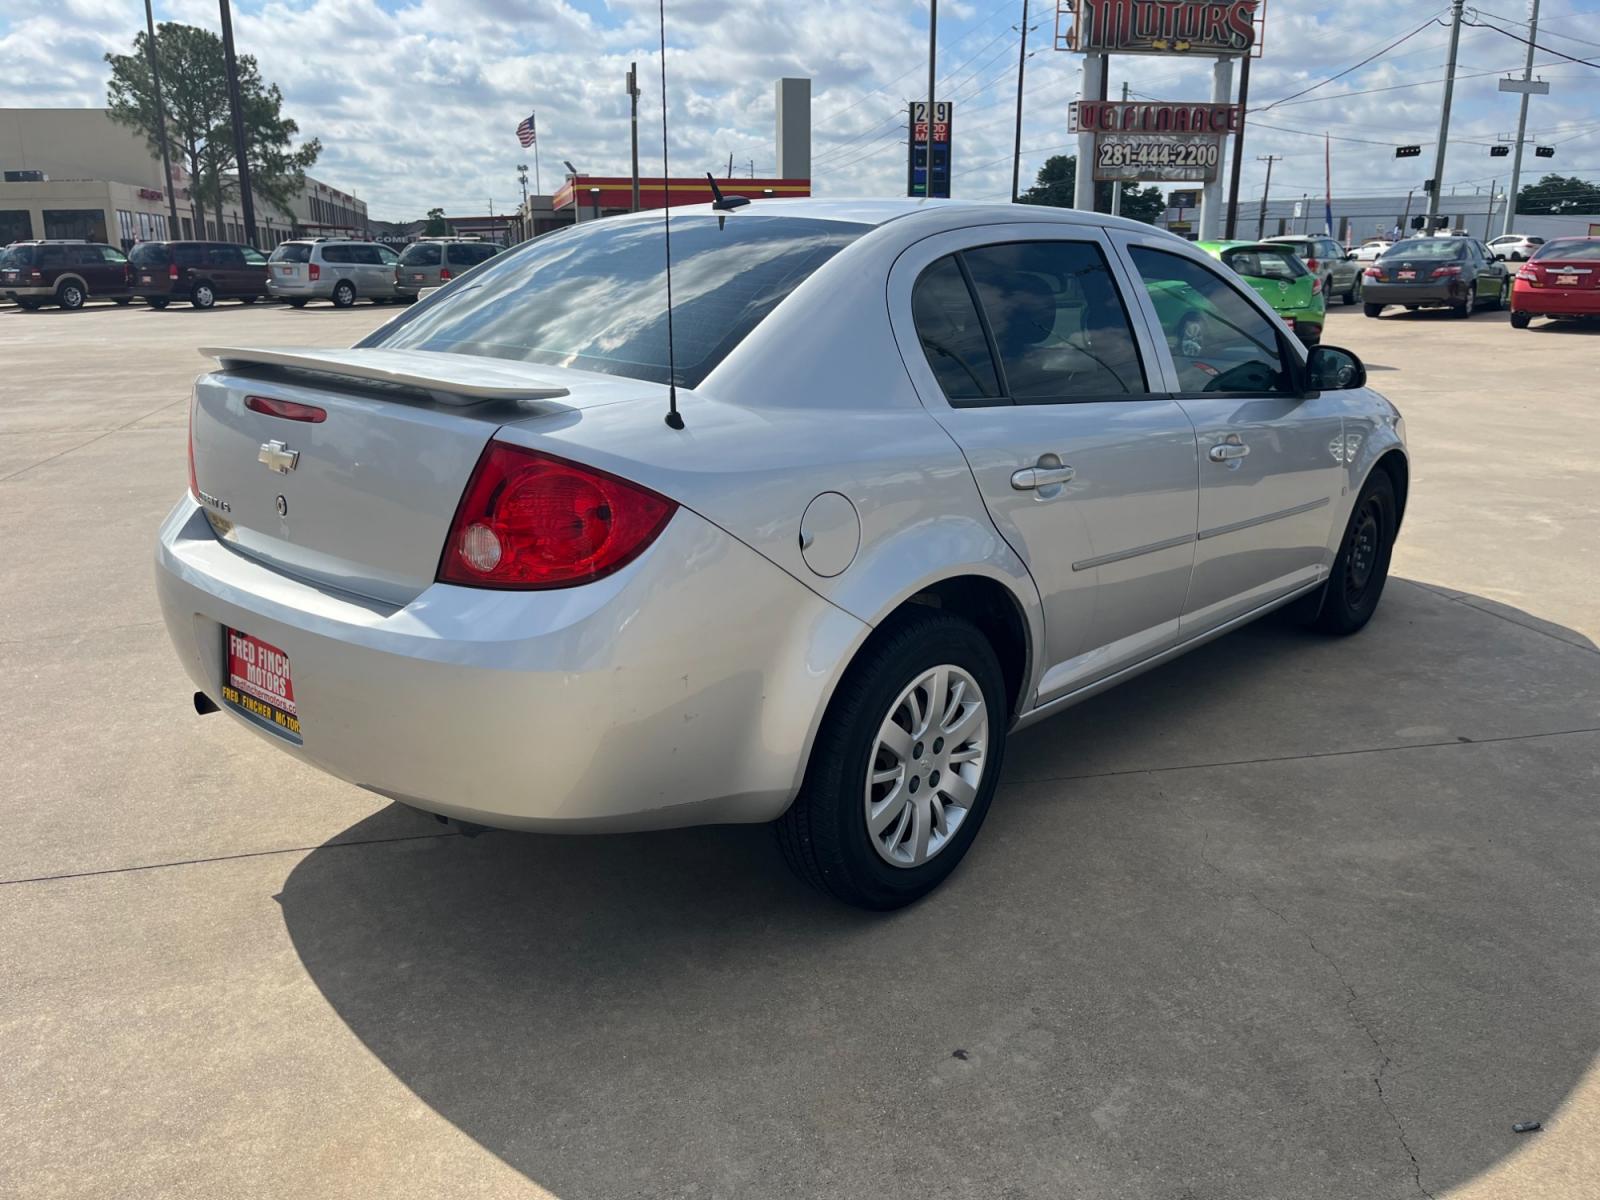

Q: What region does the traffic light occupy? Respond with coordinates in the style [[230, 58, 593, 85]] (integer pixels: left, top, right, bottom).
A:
[[1422, 178, 1437, 193], [1412, 215, 1427, 230], [1535, 145, 1555, 158], [1490, 145, 1510, 157], [1395, 145, 1422, 158]]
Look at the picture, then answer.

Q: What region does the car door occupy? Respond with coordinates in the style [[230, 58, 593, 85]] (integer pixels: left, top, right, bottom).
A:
[[888, 225, 1200, 703], [239, 246, 269, 296], [1469, 240, 1506, 301], [74, 245, 112, 296], [208, 244, 245, 295], [1111, 235, 1346, 634]]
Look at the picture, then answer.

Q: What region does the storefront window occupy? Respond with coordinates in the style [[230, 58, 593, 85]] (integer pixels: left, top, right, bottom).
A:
[[43, 208, 108, 242], [0, 209, 32, 243]]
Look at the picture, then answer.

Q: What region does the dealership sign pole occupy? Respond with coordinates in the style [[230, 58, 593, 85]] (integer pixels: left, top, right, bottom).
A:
[[1057, 1, 1262, 222]]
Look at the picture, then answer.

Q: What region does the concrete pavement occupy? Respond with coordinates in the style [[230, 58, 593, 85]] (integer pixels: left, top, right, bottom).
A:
[[2, 298, 1597, 1199]]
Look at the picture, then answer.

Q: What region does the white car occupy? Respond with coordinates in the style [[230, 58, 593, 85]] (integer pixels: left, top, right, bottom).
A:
[[1354, 240, 1393, 262], [1487, 233, 1546, 262], [157, 199, 1408, 909]]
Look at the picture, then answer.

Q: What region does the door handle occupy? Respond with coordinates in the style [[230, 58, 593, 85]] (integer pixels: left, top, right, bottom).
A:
[[1011, 464, 1076, 490], [1209, 436, 1250, 463]]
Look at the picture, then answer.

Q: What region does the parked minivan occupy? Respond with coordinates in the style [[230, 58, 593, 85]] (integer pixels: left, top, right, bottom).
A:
[[267, 239, 403, 307], [129, 241, 271, 309], [394, 238, 502, 299], [0, 240, 133, 310]]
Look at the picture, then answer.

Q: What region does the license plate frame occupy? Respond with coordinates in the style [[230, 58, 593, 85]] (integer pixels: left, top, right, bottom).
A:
[[221, 627, 303, 743], [1556, 274, 1579, 286]]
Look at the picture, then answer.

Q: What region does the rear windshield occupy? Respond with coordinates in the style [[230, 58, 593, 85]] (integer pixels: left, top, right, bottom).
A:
[[1382, 239, 1466, 260], [270, 243, 313, 263], [130, 243, 170, 266], [1532, 238, 1600, 261], [2, 245, 37, 266], [1221, 246, 1307, 280], [369, 215, 870, 388], [398, 242, 442, 266]]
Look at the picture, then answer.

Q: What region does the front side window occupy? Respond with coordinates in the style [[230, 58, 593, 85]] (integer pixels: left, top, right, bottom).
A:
[[376, 245, 399, 265], [208, 245, 244, 267], [1128, 247, 1290, 395], [241, 247, 267, 266], [98, 245, 128, 264], [911, 256, 1001, 404], [370, 215, 869, 388]]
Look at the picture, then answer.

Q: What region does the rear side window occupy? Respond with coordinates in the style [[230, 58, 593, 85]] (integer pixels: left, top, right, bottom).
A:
[[39, 245, 67, 267], [448, 243, 495, 266], [1128, 247, 1290, 395], [130, 243, 170, 267], [208, 245, 244, 267], [399, 242, 441, 266], [175, 244, 205, 267], [369, 215, 869, 388], [320, 245, 351, 264], [271, 243, 312, 263], [912, 256, 1002, 404]]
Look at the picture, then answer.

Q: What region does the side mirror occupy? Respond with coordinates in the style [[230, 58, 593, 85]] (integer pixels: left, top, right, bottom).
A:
[[1306, 344, 1366, 391], [1345, 251, 1358, 261], [1493, 252, 1506, 261]]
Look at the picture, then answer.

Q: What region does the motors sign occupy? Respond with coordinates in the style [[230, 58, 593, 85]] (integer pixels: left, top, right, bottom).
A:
[[1060, 0, 1260, 56]]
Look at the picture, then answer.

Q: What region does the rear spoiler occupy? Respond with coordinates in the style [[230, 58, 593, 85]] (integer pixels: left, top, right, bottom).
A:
[[199, 346, 572, 408]]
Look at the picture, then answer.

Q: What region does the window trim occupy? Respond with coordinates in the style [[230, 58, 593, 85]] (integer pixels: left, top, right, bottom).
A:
[[915, 237, 1159, 410]]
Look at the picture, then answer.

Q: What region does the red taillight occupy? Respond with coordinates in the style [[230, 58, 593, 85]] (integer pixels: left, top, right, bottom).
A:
[[246, 395, 327, 423], [187, 393, 199, 500], [1306, 258, 1319, 272], [308, 262, 320, 281], [439, 267, 452, 281], [438, 443, 677, 589], [29, 268, 42, 280], [1430, 265, 1462, 278], [1363, 266, 1381, 279], [1517, 266, 1541, 286], [169, 263, 179, 281], [1311, 275, 1322, 294]]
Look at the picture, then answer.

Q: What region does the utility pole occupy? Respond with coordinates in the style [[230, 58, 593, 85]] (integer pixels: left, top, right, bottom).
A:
[[217, 0, 256, 246], [925, 0, 938, 199], [1224, 50, 1251, 239], [1401, 187, 1414, 233], [1503, 0, 1542, 233], [141, 0, 181, 240], [1010, 0, 1030, 203], [627, 64, 641, 212], [1110, 80, 1128, 216], [1426, 0, 1466, 227], [1255, 154, 1279, 239], [1485, 178, 1498, 239]]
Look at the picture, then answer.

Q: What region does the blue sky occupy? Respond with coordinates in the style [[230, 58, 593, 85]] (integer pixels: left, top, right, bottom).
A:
[[2, 0, 1597, 221]]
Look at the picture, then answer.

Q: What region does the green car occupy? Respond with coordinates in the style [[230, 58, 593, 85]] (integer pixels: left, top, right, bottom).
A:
[[1195, 239, 1325, 346]]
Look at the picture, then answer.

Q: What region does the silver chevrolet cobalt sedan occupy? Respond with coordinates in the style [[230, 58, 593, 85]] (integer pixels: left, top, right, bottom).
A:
[[157, 199, 1407, 909]]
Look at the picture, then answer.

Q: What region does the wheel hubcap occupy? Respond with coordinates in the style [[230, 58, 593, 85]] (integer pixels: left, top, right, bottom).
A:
[[1345, 501, 1381, 598], [865, 665, 988, 869]]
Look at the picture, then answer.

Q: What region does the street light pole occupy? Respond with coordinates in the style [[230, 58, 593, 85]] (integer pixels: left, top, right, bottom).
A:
[[925, 0, 938, 199], [1009, 0, 1029, 204], [141, 0, 181, 240], [628, 63, 642, 213], [1502, 0, 1542, 234], [217, 0, 257, 246], [1426, 0, 1466, 228], [1255, 154, 1278, 239]]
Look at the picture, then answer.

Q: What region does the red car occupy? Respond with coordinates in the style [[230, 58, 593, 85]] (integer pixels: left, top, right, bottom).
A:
[[1510, 237, 1600, 329]]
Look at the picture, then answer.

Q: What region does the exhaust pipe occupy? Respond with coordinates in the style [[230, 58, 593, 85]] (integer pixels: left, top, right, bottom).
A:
[[193, 691, 220, 715]]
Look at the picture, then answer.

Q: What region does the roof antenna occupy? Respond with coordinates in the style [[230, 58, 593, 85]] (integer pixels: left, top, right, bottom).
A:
[[658, 0, 685, 430], [706, 174, 750, 212]]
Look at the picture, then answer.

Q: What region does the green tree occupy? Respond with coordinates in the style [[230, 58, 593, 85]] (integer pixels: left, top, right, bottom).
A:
[[106, 23, 318, 242], [1515, 173, 1600, 215], [424, 207, 451, 237], [1015, 154, 1166, 224]]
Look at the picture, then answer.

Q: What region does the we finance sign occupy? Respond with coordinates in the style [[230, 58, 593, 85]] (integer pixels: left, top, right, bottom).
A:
[[1065, 0, 1259, 56]]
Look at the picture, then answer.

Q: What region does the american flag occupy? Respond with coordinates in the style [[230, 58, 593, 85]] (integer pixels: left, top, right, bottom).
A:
[[515, 112, 537, 148]]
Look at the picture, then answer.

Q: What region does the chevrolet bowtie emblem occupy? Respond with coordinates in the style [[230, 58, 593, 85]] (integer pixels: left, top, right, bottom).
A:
[[258, 440, 299, 474]]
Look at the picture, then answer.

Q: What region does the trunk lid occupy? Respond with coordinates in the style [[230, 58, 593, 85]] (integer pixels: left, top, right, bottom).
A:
[[1529, 258, 1599, 290], [189, 346, 655, 605]]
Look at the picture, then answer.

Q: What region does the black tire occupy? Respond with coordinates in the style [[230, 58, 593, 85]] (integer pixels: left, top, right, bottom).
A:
[[146, 297, 170, 310], [1308, 470, 1397, 636], [17, 299, 42, 311], [57, 281, 85, 310], [113, 297, 132, 306], [287, 298, 308, 308], [1342, 274, 1362, 305], [1454, 287, 1476, 318], [1485, 279, 1508, 311], [776, 610, 1008, 910], [191, 281, 216, 310], [1364, 302, 1383, 318], [1510, 310, 1532, 329], [331, 280, 356, 308], [241, 296, 259, 305]]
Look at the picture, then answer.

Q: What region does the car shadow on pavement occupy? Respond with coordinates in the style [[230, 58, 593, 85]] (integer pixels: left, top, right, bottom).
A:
[[278, 578, 1600, 1200]]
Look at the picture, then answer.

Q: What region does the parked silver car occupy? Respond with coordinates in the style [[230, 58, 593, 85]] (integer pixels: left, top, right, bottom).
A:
[[157, 200, 1407, 909], [1264, 234, 1365, 304], [393, 237, 502, 299], [1487, 233, 1545, 262], [267, 238, 403, 307]]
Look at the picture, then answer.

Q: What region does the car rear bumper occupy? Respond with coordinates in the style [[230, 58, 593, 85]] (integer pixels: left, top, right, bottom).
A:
[[266, 278, 328, 298], [1363, 281, 1465, 307], [155, 498, 867, 833], [1511, 285, 1600, 317], [2, 285, 54, 298]]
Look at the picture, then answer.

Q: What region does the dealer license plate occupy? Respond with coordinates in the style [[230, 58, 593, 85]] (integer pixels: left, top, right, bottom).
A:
[[411, 273, 425, 281], [141, 274, 152, 283], [1398, 270, 1416, 280], [222, 628, 302, 742], [1556, 274, 1579, 285]]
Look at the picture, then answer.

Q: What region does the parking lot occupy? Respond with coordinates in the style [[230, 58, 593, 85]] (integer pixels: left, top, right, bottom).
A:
[[3, 296, 1597, 1199]]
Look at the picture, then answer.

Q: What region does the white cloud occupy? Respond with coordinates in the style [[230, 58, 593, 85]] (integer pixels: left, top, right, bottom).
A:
[[1, 0, 1596, 221]]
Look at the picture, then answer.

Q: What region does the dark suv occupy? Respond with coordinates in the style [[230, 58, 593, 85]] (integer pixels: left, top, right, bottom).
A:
[[0, 240, 133, 310], [129, 241, 271, 309]]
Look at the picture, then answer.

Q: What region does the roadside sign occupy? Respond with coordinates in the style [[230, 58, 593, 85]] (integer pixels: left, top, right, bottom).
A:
[[906, 102, 953, 198], [1498, 78, 1551, 94]]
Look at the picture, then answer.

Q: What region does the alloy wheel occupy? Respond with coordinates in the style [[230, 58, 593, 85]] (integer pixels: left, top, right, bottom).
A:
[[864, 664, 988, 869], [60, 284, 84, 309]]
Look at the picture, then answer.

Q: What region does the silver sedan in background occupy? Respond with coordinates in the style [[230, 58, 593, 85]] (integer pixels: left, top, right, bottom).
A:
[[157, 200, 1407, 909]]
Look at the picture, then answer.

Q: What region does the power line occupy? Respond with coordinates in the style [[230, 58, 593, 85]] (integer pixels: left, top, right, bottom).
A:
[[1255, 13, 1448, 111], [1463, 13, 1600, 67]]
